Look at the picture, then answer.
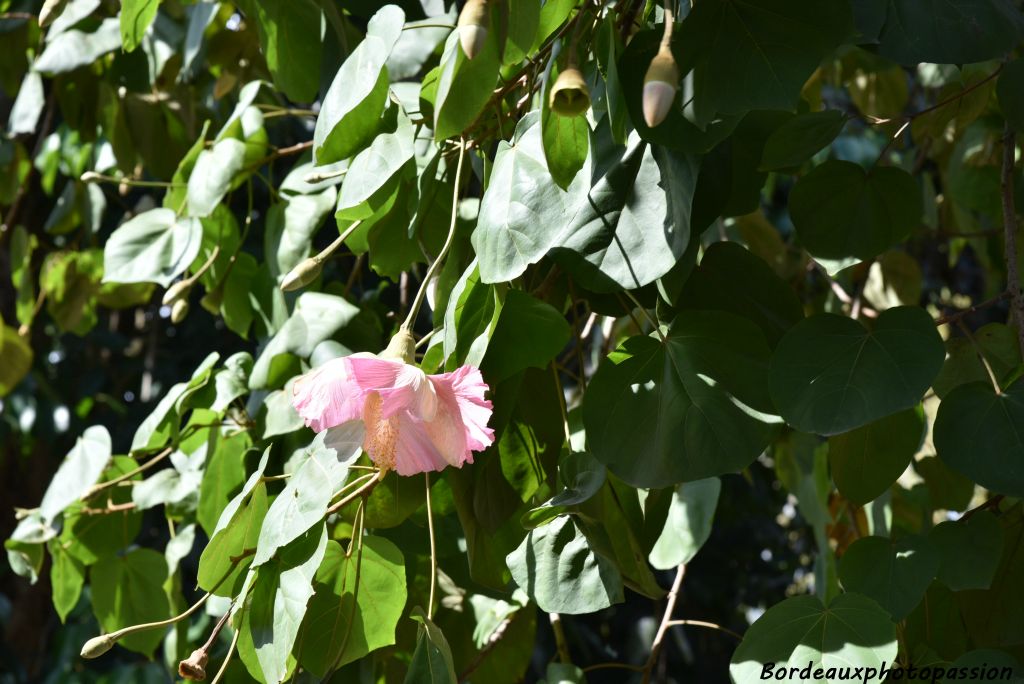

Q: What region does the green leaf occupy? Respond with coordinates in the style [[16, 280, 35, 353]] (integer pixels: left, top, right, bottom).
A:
[[5, 537, 44, 584], [943, 650, 1024, 683], [999, 58, 1024, 132], [480, 290, 571, 384], [729, 593, 897, 683], [759, 110, 846, 171], [242, 0, 322, 102], [253, 425, 363, 565], [10, 226, 36, 328], [49, 540, 85, 622], [90, 549, 170, 656], [197, 431, 251, 536], [102, 208, 203, 287], [61, 457, 143, 564], [770, 307, 944, 435], [260, 383, 305, 439], [933, 323, 1022, 399], [334, 111, 415, 221], [8, 71, 44, 135], [838, 535, 938, 620], [314, 5, 404, 164], [119, 0, 159, 52], [504, 0, 540, 64], [404, 608, 457, 684], [38, 425, 111, 525], [555, 131, 698, 292], [297, 536, 408, 676], [829, 407, 925, 506], [934, 378, 1024, 498], [241, 526, 328, 684], [929, 511, 1004, 591], [34, 17, 121, 74], [197, 449, 270, 596], [434, 28, 500, 141], [186, 137, 248, 218], [875, 0, 1024, 66], [677, 240, 804, 346], [130, 352, 219, 453], [523, 451, 606, 529], [542, 66, 590, 190], [211, 352, 254, 414], [542, 663, 585, 684], [914, 455, 975, 512], [473, 113, 570, 284], [679, 0, 853, 127], [584, 312, 778, 488], [249, 293, 361, 389], [443, 260, 503, 369], [0, 324, 32, 396], [788, 160, 922, 260], [648, 478, 720, 570], [506, 515, 624, 614]]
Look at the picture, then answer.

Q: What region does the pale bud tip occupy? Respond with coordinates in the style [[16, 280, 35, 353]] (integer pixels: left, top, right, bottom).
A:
[[459, 25, 487, 59], [81, 634, 116, 659], [162, 280, 191, 306], [170, 298, 189, 324], [80, 171, 102, 183], [642, 81, 677, 128], [280, 257, 322, 292]]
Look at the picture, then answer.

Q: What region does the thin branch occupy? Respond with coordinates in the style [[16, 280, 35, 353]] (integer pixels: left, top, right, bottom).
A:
[[583, 662, 645, 674], [642, 564, 687, 684], [1000, 125, 1024, 359], [664, 619, 743, 641], [549, 613, 571, 663], [956, 319, 1002, 394], [426, 473, 438, 620], [933, 291, 1009, 326]]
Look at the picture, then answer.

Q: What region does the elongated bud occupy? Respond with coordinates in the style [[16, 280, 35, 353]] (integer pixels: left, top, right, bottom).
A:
[[79, 171, 103, 184], [549, 67, 591, 117], [162, 279, 191, 306], [380, 328, 416, 364], [178, 648, 209, 681], [457, 0, 488, 59], [81, 634, 117, 659], [642, 45, 679, 127], [39, 0, 68, 27], [280, 257, 322, 292], [171, 298, 189, 324]]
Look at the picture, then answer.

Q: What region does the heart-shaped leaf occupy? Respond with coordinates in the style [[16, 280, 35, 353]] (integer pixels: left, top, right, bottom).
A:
[[838, 535, 938, 620]]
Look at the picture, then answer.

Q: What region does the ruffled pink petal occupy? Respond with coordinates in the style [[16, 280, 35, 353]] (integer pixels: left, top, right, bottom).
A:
[[291, 357, 365, 432], [349, 356, 439, 422], [392, 413, 453, 476], [428, 365, 494, 454]]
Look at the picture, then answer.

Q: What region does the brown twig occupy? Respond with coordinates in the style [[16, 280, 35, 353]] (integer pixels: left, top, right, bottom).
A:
[[642, 564, 686, 684], [1000, 125, 1024, 359], [549, 613, 571, 664], [961, 494, 1005, 519], [663, 619, 744, 641], [933, 291, 1009, 326]]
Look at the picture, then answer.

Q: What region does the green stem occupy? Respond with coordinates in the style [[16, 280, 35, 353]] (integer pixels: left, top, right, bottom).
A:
[[401, 139, 467, 331]]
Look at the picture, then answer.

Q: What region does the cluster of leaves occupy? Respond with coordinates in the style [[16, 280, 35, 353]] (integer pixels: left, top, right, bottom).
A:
[[3, 0, 1024, 682]]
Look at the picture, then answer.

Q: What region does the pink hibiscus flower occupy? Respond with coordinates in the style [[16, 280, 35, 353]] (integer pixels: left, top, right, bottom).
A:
[[291, 337, 494, 476]]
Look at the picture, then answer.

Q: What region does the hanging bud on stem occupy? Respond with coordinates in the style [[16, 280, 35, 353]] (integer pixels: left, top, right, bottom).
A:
[[171, 298, 189, 324], [550, 67, 591, 117], [178, 648, 210, 681], [457, 0, 489, 59], [280, 257, 323, 292], [642, 8, 679, 128], [162, 279, 192, 306], [80, 634, 117, 659]]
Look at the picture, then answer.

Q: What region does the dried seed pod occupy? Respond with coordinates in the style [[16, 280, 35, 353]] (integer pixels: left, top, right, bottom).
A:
[[80, 634, 116, 659], [280, 257, 322, 292], [457, 0, 489, 59], [171, 298, 189, 324], [549, 67, 591, 117], [161, 279, 191, 306], [642, 44, 679, 128], [178, 648, 209, 681]]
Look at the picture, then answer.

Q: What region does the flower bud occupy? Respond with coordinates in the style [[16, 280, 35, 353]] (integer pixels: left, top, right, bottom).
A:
[[280, 257, 322, 292], [39, 0, 68, 27], [642, 45, 680, 128], [380, 328, 416, 364], [457, 0, 488, 59], [80, 634, 116, 659], [162, 279, 191, 306], [79, 171, 103, 184], [549, 67, 591, 117], [178, 648, 209, 681], [171, 298, 189, 324]]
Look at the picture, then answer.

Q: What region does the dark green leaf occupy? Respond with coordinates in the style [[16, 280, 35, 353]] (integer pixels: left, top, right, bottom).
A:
[[829, 407, 925, 505], [838, 535, 938, 620], [481, 290, 571, 384], [434, 29, 500, 141], [759, 110, 846, 171], [934, 378, 1024, 498], [770, 307, 944, 435], [730, 593, 897, 683], [506, 515, 623, 614], [929, 511, 1004, 591], [585, 312, 778, 487], [788, 160, 922, 260], [404, 608, 457, 684]]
